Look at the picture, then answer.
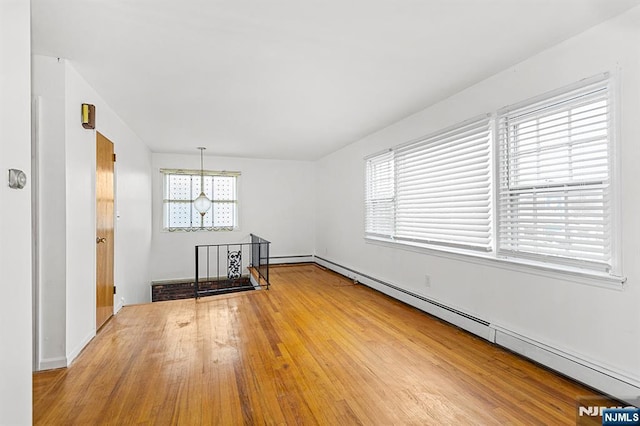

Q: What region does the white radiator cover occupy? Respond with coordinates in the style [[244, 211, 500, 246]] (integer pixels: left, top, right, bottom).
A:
[[493, 326, 640, 405]]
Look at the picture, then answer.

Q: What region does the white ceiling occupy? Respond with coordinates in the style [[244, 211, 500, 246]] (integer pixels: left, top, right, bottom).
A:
[[31, 0, 640, 160]]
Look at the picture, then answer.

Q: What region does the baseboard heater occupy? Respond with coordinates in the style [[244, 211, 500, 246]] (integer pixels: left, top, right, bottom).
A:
[[313, 255, 640, 406], [315, 255, 488, 325], [270, 255, 315, 264]]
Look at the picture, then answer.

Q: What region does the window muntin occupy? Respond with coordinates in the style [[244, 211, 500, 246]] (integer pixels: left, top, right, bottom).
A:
[[162, 169, 239, 231]]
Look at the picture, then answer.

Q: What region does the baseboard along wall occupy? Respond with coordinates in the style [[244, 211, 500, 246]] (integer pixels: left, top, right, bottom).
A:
[[313, 255, 640, 405]]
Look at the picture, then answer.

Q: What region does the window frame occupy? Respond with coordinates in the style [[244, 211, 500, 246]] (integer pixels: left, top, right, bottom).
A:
[[364, 149, 395, 239], [160, 168, 241, 232], [496, 73, 617, 274], [365, 114, 493, 252], [364, 72, 623, 285]]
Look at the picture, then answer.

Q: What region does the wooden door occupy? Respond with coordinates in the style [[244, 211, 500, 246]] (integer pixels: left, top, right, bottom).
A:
[[96, 132, 115, 330]]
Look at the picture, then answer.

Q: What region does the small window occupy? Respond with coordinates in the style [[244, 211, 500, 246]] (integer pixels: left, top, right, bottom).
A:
[[365, 150, 395, 238], [497, 74, 614, 272], [161, 169, 240, 231]]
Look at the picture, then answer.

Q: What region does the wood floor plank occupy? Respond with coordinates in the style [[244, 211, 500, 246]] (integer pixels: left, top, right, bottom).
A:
[[34, 264, 607, 424]]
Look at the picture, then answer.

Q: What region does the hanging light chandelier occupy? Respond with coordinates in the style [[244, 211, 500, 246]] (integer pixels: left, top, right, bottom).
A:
[[193, 147, 212, 217]]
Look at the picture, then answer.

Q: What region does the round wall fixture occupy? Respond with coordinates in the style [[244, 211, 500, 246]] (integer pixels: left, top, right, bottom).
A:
[[8, 169, 27, 189]]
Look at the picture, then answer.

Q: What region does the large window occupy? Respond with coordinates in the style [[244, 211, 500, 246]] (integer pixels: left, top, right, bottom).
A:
[[497, 75, 613, 272], [365, 115, 492, 251], [365, 73, 617, 276], [161, 169, 240, 231]]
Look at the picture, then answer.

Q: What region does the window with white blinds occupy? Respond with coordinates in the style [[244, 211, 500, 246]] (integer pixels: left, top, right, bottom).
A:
[[497, 74, 613, 271], [365, 150, 394, 237], [395, 117, 492, 250], [365, 116, 493, 251], [161, 169, 240, 231]]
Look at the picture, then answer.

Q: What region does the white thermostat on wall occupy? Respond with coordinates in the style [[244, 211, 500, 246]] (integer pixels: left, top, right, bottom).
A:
[[8, 169, 27, 189]]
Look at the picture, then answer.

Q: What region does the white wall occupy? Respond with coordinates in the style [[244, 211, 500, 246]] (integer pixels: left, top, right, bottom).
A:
[[0, 0, 33, 423], [316, 7, 640, 389], [63, 63, 99, 361], [65, 61, 153, 361], [63, 63, 153, 311], [151, 153, 315, 284], [32, 56, 67, 369], [111, 116, 153, 309], [32, 55, 153, 366]]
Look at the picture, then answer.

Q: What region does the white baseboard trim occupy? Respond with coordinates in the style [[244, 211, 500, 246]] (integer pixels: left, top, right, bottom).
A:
[[315, 256, 492, 339], [66, 330, 95, 366], [492, 326, 640, 405], [38, 356, 67, 371], [314, 255, 640, 405], [270, 255, 314, 264]]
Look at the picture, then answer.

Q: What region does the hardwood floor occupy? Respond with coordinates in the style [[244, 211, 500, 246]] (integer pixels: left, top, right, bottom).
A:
[[34, 264, 603, 425]]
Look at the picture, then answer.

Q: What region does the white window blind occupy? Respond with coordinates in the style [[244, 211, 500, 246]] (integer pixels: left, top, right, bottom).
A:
[[365, 150, 394, 237], [161, 169, 240, 231], [394, 116, 492, 250], [497, 74, 612, 271]]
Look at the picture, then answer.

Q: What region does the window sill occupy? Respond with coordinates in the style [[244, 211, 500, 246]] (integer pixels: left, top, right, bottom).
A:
[[364, 236, 626, 290]]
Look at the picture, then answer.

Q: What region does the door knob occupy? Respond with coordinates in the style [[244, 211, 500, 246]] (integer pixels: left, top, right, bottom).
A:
[[96, 237, 106, 244]]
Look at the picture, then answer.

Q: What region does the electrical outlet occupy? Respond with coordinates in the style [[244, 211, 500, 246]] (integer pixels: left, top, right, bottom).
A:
[[425, 275, 431, 288]]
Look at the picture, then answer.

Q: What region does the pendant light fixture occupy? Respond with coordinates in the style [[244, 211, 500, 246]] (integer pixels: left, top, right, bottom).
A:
[[193, 147, 212, 217]]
